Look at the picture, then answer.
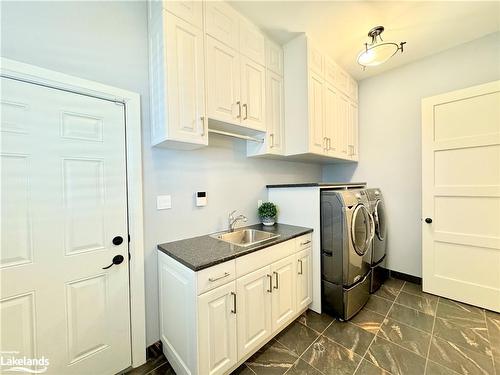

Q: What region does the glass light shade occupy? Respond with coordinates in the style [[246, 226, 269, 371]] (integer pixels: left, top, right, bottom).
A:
[[357, 43, 401, 67]]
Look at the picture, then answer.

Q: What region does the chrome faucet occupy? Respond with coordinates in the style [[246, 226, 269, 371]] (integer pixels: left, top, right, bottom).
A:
[[228, 210, 247, 232]]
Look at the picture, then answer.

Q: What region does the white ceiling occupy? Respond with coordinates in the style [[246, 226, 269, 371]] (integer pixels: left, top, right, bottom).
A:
[[229, 1, 500, 80]]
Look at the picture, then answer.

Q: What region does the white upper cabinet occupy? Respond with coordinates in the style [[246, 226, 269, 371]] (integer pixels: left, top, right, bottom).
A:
[[284, 34, 358, 161], [324, 83, 338, 155], [349, 77, 358, 101], [240, 56, 266, 130], [308, 42, 324, 77], [239, 18, 266, 66], [348, 100, 359, 161], [308, 71, 325, 154], [149, 9, 207, 149], [205, 1, 239, 50], [266, 39, 283, 76], [164, 0, 203, 29], [205, 36, 241, 125], [266, 71, 285, 153]]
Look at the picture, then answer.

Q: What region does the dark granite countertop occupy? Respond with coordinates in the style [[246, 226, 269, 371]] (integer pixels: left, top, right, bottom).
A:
[[266, 182, 366, 188], [157, 223, 313, 271]]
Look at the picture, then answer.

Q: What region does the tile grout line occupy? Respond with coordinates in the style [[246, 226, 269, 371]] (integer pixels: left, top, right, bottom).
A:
[[352, 280, 406, 375], [142, 360, 170, 375], [243, 363, 257, 375], [423, 296, 439, 375]]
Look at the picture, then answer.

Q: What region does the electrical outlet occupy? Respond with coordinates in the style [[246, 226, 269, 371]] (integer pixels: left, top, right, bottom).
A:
[[257, 200, 263, 208]]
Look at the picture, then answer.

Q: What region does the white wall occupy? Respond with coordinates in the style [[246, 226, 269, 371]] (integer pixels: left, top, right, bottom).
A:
[[323, 32, 500, 277], [1, 1, 322, 346]]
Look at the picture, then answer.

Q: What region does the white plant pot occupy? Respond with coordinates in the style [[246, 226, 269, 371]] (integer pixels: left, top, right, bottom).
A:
[[261, 217, 275, 226]]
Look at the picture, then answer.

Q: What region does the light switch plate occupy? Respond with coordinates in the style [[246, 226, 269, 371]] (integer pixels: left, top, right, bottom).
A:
[[157, 195, 171, 210]]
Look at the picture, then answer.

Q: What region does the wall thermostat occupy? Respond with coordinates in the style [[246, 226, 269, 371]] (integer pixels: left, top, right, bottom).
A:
[[196, 191, 207, 207]]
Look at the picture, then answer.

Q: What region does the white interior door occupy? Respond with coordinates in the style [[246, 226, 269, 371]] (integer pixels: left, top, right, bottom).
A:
[[422, 80, 500, 312], [0, 77, 131, 374]]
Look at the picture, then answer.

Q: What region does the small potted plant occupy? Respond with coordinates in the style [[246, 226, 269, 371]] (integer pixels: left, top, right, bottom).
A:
[[258, 202, 278, 226]]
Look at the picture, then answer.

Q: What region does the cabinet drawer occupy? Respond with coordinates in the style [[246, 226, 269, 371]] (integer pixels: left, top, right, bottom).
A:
[[296, 234, 312, 251], [197, 260, 236, 295], [236, 240, 295, 277]]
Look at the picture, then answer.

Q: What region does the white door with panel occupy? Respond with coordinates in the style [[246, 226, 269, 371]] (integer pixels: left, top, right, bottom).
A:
[[296, 248, 313, 311], [0, 78, 131, 374], [422, 80, 500, 312], [324, 83, 338, 155], [308, 71, 325, 154], [266, 70, 284, 154], [205, 35, 241, 125], [271, 255, 296, 332], [337, 94, 350, 158], [198, 282, 237, 375], [236, 266, 272, 359], [165, 11, 206, 144], [240, 57, 266, 130], [348, 100, 358, 160]]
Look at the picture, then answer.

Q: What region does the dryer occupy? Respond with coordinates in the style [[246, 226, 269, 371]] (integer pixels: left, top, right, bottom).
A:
[[366, 188, 389, 293], [320, 189, 374, 320]]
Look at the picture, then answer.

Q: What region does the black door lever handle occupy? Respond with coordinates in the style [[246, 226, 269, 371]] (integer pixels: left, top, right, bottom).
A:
[[103, 255, 124, 269]]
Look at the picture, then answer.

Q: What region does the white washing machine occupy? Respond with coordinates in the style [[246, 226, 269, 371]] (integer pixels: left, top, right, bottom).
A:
[[366, 188, 389, 293]]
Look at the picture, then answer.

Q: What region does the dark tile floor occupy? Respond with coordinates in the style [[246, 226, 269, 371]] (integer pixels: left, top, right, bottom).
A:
[[127, 279, 500, 375]]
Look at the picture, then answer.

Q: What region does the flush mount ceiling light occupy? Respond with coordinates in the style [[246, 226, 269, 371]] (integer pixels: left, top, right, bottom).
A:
[[357, 26, 406, 70]]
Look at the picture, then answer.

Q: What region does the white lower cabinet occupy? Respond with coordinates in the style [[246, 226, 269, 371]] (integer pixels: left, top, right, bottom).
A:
[[236, 266, 272, 358], [296, 248, 313, 310], [271, 255, 296, 331], [158, 234, 312, 375], [198, 282, 237, 375]]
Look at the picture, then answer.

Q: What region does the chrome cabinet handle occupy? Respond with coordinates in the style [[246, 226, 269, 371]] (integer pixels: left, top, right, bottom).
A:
[[243, 104, 248, 120], [298, 259, 303, 275], [230, 292, 236, 314], [270, 133, 274, 148], [200, 116, 207, 136], [267, 274, 272, 293], [208, 272, 230, 282], [236, 101, 241, 118], [300, 240, 311, 246], [323, 137, 328, 151], [273, 271, 279, 289]]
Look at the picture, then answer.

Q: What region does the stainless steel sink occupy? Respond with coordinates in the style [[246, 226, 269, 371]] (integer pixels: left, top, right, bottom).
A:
[[211, 229, 280, 247]]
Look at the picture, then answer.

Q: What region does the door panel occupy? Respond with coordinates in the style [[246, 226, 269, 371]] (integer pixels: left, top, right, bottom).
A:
[[198, 282, 237, 375], [236, 266, 272, 359], [165, 12, 206, 144], [164, 0, 203, 29], [206, 36, 240, 125], [0, 77, 131, 374], [205, 1, 239, 50], [348, 100, 358, 160], [296, 249, 312, 311], [324, 83, 338, 154], [239, 19, 265, 66], [337, 94, 349, 157], [422, 81, 500, 312], [308, 71, 325, 154], [271, 255, 296, 332], [266, 70, 284, 154], [241, 57, 265, 130]]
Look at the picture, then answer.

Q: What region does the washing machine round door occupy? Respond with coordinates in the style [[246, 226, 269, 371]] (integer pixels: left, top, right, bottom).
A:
[[351, 204, 374, 256], [374, 199, 386, 241]]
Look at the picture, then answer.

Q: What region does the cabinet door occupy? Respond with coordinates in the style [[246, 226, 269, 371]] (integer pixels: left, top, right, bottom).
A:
[[206, 36, 241, 125], [205, 1, 239, 50], [165, 12, 206, 144], [324, 83, 338, 155], [164, 1, 203, 29], [271, 255, 296, 332], [348, 101, 359, 160], [266, 39, 283, 76], [337, 94, 350, 158], [337, 68, 350, 94], [266, 70, 284, 154], [241, 57, 266, 130], [308, 42, 324, 77], [198, 282, 237, 375], [236, 266, 272, 359], [296, 248, 313, 311], [240, 19, 265, 66], [308, 71, 326, 154]]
